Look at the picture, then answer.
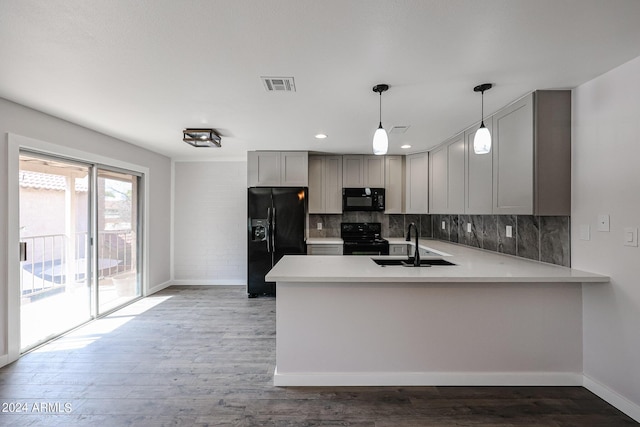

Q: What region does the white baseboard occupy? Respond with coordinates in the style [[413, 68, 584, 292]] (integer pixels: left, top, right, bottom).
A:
[[147, 280, 173, 295], [273, 368, 583, 387], [0, 353, 9, 369], [583, 375, 640, 423], [171, 279, 245, 286]]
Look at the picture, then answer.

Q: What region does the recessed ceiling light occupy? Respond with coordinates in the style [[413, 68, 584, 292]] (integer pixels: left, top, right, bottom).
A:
[[315, 134, 327, 139], [401, 144, 411, 149]]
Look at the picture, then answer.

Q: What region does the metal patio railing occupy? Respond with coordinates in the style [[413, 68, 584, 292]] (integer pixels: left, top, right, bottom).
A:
[[20, 231, 135, 298]]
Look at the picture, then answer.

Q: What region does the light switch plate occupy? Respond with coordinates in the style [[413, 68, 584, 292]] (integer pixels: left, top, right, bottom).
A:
[[506, 225, 513, 238], [317, 223, 322, 230], [624, 227, 638, 247], [597, 214, 610, 232], [579, 224, 591, 241]]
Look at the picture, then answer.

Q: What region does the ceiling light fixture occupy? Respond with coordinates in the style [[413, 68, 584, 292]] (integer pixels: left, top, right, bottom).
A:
[[473, 83, 493, 154], [183, 128, 222, 148], [372, 84, 389, 155]]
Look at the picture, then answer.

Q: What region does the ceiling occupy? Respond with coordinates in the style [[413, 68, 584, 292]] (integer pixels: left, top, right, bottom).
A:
[[2, 0, 640, 161]]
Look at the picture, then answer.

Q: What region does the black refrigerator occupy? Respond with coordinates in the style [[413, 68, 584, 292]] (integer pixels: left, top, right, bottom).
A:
[[247, 187, 307, 297]]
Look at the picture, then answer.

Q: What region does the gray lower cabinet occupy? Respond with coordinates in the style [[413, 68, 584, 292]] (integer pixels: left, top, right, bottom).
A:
[[405, 152, 428, 213], [309, 155, 342, 213], [307, 244, 343, 255], [389, 243, 408, 256]]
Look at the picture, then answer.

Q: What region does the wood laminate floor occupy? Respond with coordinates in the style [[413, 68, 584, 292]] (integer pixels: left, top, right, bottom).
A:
[[0, 285, 636, 426]]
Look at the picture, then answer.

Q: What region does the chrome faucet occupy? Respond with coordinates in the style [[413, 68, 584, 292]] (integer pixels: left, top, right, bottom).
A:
[[405, 222, 420, 267]]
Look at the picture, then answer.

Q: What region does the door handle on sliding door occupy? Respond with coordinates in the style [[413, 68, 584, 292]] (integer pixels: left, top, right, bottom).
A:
[[19, 242, 27, 262]]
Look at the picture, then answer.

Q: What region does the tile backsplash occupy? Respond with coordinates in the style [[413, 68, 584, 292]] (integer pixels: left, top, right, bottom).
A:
[[309, 212, 570, 267], [431, 214, 570, 267]]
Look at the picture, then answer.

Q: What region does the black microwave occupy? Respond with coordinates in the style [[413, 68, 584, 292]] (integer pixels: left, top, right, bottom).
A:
[[342, 188, 385, 211]]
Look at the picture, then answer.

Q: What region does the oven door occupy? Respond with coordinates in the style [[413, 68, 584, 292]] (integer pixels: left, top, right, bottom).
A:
[[343, 241, 390, 256]]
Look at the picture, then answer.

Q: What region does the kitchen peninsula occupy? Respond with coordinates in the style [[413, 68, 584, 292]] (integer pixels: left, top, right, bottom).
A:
[[265, 241, 608, 387]]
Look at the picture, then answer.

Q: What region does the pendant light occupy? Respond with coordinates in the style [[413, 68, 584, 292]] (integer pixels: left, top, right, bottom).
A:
[[372, 84, 389, 155], [473, 83, 493, 154]]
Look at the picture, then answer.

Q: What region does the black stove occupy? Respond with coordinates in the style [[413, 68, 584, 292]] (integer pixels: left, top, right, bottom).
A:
[[341, 222, 389, 256]]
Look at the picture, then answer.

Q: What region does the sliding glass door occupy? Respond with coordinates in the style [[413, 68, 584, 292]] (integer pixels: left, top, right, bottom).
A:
[[96, 168, 141, 314], [19, 154, 92, 351], [18, 152, 142, 351]]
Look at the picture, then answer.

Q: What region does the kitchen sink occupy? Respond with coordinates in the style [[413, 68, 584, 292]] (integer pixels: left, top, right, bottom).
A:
[[372, 258, 456, 267]]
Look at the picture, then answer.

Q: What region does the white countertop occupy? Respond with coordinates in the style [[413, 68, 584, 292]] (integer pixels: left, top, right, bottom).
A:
[[267, 240, 609, 283]]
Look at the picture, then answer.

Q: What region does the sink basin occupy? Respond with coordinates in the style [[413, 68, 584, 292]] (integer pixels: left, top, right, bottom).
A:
[[372, 258, 456, 267]]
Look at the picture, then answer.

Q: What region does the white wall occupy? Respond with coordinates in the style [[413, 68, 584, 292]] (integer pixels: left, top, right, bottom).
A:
[[573, 55, 640, 420], [173, 161, 247, 285], [1, 97, 172, 359]]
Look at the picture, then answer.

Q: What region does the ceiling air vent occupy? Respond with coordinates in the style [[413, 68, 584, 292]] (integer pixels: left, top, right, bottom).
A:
[[390, 125, 410, 134], [261, 76, 296, 92]]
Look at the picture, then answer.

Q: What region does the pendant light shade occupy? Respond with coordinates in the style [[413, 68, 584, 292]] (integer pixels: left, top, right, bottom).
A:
[[473, 124, 491, 154], [373, 123, 388, 155], [473, 83, 493, 155], [372, 84, 389, 155]]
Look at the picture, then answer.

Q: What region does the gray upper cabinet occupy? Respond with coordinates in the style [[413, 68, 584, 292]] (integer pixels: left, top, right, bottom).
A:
[[342, 155, 385, 187], [492, 95, 534, 214], [465, 118, 493, 214], [384, 155, 404, 214], [429, 134, 464, 214], [364, 155, 385, 187], [405, 152, 428, 213], [248, 151, 308, 187], [429, 145, 447, 213], [280, 151, 309, 186], [342, 155, 364, 187], [308, 155, 342, 214], [491, 91, 571, 216]]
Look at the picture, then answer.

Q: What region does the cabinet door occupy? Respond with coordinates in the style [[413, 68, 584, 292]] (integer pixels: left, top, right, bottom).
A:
[[248, 151, 280, 187], [308, 156, 324, 213], [280, 152, 308, 186], [429, 146, 447, 214], [384, 156, 404, 213], [405, 152, 428, 213], [342, 155, 364, 187], [447, 134, 465, 213], [324, 156, 343, 213], [363, 155, 385, 187], [493, 95, 534, 214], [465, 118, 493, 214]]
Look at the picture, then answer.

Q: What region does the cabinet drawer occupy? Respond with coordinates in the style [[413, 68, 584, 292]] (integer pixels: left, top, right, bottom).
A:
[[307, 244, 343, 255], [389, 244, 408, 255]]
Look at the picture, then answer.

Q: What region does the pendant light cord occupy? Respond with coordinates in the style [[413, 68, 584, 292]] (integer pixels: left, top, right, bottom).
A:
[[481, 89, 484, 125], [379, 91, 383, 126]]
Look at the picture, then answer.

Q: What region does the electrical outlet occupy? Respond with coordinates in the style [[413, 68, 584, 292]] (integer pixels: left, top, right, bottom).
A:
[[506, 225, 513, 238], [597, 214, 610, 232], [317, 223, 322, 230], [441, 221, 446, 230], [466, 223, 472, 233]]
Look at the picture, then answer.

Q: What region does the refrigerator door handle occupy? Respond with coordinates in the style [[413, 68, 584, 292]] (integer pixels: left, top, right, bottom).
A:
[[266, 208, 272, 253], [272, 207, 276, 253]]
